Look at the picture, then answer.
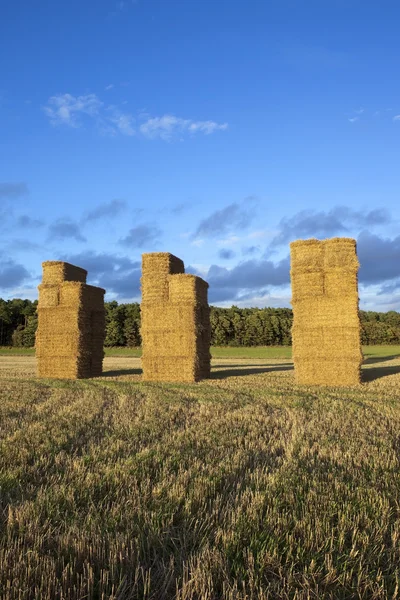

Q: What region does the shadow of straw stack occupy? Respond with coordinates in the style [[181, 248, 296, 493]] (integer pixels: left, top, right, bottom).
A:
[[36, 261, 105, 379], [290, 237, 363, 386], [141, 252, 211, 382]]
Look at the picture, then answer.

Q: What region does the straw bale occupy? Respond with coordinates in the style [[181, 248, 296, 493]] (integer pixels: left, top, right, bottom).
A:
[[290, 237, 362, 386], [141, 253, 184, 303], [36, 262, 105, 379], [141, 253, 211, 382], [41, 261, 87, 284], [293, 359, 361, 387]]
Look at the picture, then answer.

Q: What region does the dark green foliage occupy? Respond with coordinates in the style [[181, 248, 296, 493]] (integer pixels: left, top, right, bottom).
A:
[[11, 315, 38, 347], [210, 306, 294, 346], [104, 301, 141, 347], [0, 299, 38, 346], [1, 298, 400, 347]]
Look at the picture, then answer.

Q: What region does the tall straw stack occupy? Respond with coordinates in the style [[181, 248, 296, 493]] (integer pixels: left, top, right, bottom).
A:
[[36, 261, 105, 379], [290, 238, 362, 386], [141, 252, 211, 382]]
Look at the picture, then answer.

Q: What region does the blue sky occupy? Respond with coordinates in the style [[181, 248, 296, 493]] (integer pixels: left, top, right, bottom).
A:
[[1, 0, 400, 310]]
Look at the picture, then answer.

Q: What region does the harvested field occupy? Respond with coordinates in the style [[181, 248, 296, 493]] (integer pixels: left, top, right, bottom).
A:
[[0, 350, 400, 599]]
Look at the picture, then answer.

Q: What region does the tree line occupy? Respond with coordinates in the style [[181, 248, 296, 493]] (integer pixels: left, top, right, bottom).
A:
[[1, 298, 400, 347]]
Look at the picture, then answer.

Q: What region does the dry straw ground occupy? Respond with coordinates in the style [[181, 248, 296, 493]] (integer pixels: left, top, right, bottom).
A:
[[290, 238, 362, 386], [1, 352, 400, 599], [36, 261, 105, 379], [141, 253, 210, 383]]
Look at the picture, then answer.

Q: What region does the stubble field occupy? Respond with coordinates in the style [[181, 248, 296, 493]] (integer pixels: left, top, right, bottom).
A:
[[1, 348, 400, 599]]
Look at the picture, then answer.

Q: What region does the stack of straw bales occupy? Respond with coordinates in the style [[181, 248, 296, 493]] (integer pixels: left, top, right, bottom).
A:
[[141, 252, 211, 382], [290, 237, 362, 386], [36, 261, 105, 379]]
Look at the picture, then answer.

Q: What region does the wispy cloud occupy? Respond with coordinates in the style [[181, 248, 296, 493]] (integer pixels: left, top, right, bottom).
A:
[[193, 201, 255, 240], [348, 107, 400, 124], [44, 94, 103, 127], [206, 256, 290, 303], [271, 206, 390, 246], [43, 93, 228, 141], [140, 115, 228, 141], [48, 218, 86, 242], [63, 251, 141, 298], [242, 245, 260, 256], [0, 182, 29, 199], [218, 248, 236, 260], [347, 107, 364, 123], [82, 199, 127, 223], [116, 0, 138, 10], [0, 255, 31, 290], [119, 224, 161, 248], [358, 231, 400, 284], [17, 215, 44, 228], [108, 110, 135, 136]]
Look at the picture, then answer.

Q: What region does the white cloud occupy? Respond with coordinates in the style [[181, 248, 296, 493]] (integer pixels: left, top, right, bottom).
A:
[[188, 120, 229, 134], [217, 235, 241, 246], [105, 84, 114, 91], [191, 238, 205, 247], [216, 230, 272, 247], [140, 114, 228, 141], [393, 115, 400, 122], [348, 117, 359, 123], [43, 93, 103, 127], [109, 111, 135, 136], [44, 94, 228, 141]]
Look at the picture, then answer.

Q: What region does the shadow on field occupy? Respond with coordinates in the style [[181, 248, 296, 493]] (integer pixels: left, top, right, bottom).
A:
[[102, 368, 142, 377], [362, 364, 400, 382], [211, 363, 293, 379], [363, 355, 400, 364]]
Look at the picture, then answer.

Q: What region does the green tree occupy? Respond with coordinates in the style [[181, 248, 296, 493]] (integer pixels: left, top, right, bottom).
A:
[[124, 303, 141, 347]]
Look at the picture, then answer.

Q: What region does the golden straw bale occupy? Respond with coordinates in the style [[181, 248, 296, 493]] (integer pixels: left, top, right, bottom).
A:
[[290, 238, 324, 271], [290, 238, 362, 386], [141, 253, 184, 303], [141, 252, 211, 383], [168, 274, 209, 304], [293, 359, 361, 386], [41, 261, 87, 284], [36, 262, 105, 379]]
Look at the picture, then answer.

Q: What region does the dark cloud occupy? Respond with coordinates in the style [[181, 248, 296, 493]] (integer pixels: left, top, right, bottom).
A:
[[206, 256, 290, 303], [0, 182, 29, 199], [5, 239, 44, 253], [242, 245, 260, 256], [63, 251, 141, 298], [218, 248, 236, 260], [119, 224, 161, 248], [185, 264, 201, 276], [272, 206, 390, 246], [0, 257, 31, 290], [83, 199, 127, 223], [377, 280, 400, 296], [169, 202, 191, 215], [193, 201, 255, 239], [48, 219, 86, 242], [17, 215, 44, 228], [357, 231, 400, 284]]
